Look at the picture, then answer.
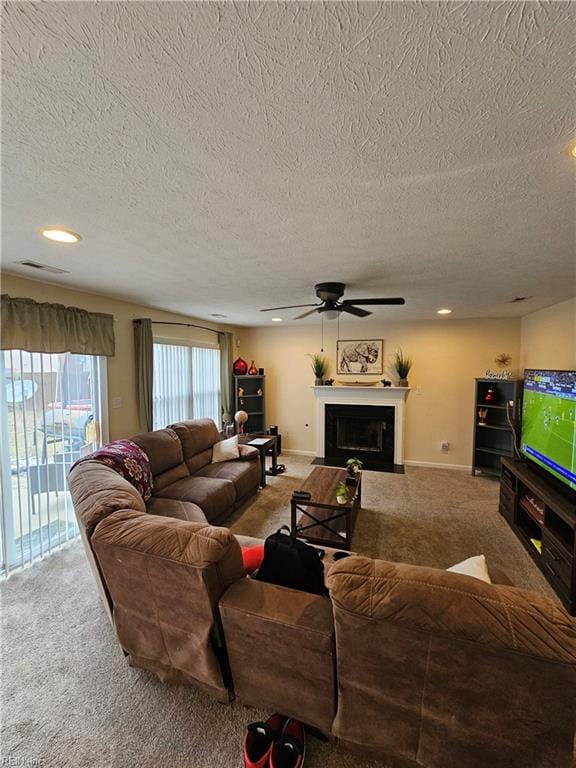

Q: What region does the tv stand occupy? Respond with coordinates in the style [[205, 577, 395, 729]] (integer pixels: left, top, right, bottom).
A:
[[500, 457, 575, 614]]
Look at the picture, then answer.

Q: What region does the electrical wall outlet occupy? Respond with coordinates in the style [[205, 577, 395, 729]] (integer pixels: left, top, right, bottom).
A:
[[441, 440, 450, 452]]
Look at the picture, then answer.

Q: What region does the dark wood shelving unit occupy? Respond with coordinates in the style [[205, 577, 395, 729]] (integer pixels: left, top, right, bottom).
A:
[[472, 378, 523, 477], [500, 457, 576, 614], [233, 375, 266, 434]]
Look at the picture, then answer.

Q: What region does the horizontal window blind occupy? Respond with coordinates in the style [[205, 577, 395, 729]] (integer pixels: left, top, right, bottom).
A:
[[152, 343, 220, 429]]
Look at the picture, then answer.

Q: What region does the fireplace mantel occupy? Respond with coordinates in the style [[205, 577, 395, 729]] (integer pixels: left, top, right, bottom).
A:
[[312, 386, 410, 467]]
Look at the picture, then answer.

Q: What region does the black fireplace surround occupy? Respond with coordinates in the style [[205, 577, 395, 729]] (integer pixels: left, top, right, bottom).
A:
[[324, 404, 396, 472]]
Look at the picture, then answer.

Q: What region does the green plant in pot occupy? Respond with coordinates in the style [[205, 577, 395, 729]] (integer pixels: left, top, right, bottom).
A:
[[308, 353, 329, 386], [346, 457, 363, 476], [335, 480, 349, 505], [393, 349, 413, 387]]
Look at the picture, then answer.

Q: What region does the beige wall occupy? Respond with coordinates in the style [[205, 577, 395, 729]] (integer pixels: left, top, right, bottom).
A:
[[238, 317, 522, 467], [519, 298, 576, 371], [7, 271, 571, 467], [1, 273, 239, 440]]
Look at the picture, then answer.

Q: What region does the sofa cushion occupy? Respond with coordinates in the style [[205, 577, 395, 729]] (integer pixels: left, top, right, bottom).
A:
[[68, 461, 146, 537], [155, 476, 236, 523], [131, 428, 189, 491], [241, 545, 265, 574], [447, 554, 491, 583], [170, 419, 221, 474], [212, 435, 240, 463], [195, 459, 260, 504], [146, 497, 208, 525]]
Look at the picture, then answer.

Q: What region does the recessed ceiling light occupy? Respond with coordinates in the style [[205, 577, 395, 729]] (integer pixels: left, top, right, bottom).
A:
[[40, 227, 82, 244], [271, 317, 283, 322], [563, 138, 576, 158], [437, 308, 452, 315]]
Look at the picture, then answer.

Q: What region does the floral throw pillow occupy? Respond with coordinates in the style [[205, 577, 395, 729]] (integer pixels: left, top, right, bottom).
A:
[[72, 439, 153, 501]]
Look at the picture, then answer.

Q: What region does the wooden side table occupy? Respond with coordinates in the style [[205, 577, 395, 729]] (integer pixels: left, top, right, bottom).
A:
[[238, 435, 278, 487]]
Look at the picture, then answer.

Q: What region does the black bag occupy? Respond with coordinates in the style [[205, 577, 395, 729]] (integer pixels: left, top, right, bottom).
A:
[[254, 526, 327, 596]]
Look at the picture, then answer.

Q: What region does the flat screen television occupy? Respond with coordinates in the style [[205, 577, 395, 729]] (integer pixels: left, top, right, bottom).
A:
[[521, 369, 576, 492]]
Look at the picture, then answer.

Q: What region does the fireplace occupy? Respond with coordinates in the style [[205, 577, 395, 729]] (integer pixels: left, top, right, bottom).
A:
[[325, 404, 395, 471], [312, 384, 410, 470]]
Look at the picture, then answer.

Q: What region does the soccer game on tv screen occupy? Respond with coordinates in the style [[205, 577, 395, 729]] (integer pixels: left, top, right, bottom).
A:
[[521, 370, 576, 492]]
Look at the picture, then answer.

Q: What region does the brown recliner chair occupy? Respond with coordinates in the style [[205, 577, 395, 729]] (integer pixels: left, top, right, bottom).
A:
[[91, 509, 245, 702], [326, 556, 576, 768]]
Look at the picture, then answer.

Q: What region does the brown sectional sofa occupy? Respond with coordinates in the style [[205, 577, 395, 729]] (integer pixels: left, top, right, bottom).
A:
[[69, 419, 576, 768]]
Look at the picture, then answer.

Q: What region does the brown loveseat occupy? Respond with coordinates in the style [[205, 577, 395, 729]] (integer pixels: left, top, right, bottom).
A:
[[69, 423, 576, 767]]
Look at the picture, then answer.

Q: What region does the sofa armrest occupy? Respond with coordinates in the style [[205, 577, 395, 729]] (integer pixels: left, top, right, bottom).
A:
[[327, 556, 576, 664], [237, 444, 259, 461], [219, 578, 335, 732]]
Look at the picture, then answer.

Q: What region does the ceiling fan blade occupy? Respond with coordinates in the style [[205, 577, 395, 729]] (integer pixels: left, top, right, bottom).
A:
[[260, 303, 320, 312], [340, 305, 372, 318], [294, 308, 320, 320], [341, 297, 406, 306]]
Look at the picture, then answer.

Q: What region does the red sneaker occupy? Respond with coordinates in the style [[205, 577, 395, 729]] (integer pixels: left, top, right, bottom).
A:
[[270, 718, 306, 768], [243, 714, 287, 768]]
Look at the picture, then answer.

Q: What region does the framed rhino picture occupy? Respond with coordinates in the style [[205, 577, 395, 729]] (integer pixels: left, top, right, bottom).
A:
[[337, 339, 383, 375]]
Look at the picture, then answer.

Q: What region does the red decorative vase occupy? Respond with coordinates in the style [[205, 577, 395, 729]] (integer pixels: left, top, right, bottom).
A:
[[233, 357, 248, 375], [248, 360, 258, 375]]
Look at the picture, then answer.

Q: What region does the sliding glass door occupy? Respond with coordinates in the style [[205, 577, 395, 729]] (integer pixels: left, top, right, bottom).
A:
[[0, 351, 107, 576]]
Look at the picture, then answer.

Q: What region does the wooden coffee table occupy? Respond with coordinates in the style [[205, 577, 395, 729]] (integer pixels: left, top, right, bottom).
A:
[[290, 466, 361, 551]]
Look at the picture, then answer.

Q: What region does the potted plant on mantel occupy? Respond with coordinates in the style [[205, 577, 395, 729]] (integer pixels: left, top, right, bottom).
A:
[[393, 349, 413, 387], [308, 353, 329, 386]]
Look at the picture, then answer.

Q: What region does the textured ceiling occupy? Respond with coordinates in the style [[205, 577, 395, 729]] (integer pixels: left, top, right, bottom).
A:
[[2, 1, 575, 325]]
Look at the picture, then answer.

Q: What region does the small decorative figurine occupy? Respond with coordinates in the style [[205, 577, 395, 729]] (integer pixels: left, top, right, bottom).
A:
[[238, 386, 244, 397], [478, 408, 488, 425], [257, 387, 263, 395], [381, 379, 392, 387], [248, 360, 258, 375], [324, 378, 334, 386], [485, 389, 495, 403]]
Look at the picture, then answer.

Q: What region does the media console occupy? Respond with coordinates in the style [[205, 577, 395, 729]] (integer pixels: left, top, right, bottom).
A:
[[500, 457, 576, 614]]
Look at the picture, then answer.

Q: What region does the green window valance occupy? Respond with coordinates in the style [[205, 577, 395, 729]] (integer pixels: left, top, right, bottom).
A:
[[0, 294, 115, 356]]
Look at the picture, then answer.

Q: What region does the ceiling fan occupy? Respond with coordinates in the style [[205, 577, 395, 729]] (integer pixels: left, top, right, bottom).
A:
[[260, 282, 405, 320]]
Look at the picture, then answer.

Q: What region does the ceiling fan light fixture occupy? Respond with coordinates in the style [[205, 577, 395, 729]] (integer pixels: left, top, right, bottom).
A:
[[322, 309, 340, 320]]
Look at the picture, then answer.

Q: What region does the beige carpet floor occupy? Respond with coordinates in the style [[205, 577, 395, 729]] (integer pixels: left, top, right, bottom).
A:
[[1, 456, 555, 768]]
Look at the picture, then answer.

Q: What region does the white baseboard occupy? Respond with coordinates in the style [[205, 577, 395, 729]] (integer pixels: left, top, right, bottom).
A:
[[405, 460, 472, 472], [282, 452, 472, 471]]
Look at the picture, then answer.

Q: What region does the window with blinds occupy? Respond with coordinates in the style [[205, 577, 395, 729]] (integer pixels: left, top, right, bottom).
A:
[[152, 343, 221, 430], [0, 351, 107, 576]]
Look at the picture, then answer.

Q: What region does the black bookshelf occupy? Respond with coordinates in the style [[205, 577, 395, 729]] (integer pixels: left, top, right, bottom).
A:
[[234, 375, 265, 434], [472, 378, 523, 477]]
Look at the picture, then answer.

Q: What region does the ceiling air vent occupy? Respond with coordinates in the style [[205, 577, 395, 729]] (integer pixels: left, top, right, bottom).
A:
[[17, 260, 70, 275]]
